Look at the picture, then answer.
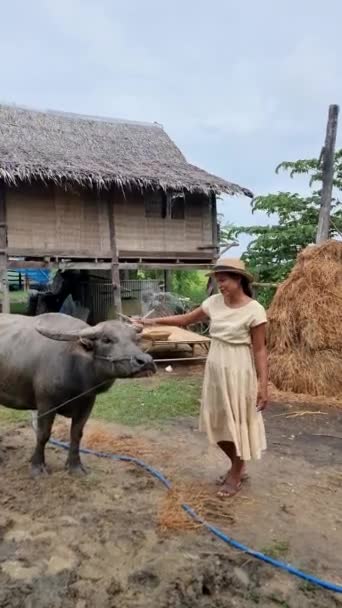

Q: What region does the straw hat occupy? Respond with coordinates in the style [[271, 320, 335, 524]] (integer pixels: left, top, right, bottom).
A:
[[207, 257, 254, 282]]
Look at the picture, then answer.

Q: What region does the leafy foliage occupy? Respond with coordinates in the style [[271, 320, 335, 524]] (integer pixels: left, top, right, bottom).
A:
[[171, 270, 207, 304], [220, 152, 342, 306]]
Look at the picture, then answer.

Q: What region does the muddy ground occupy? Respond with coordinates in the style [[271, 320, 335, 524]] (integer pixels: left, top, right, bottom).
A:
[[0, 373, 342, 607]]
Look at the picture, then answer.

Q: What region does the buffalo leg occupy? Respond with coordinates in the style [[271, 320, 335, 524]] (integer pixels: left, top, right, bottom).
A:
[[31, 411, 38, 433], [31, 410, 55, 477], [65, 401, 94, 475]]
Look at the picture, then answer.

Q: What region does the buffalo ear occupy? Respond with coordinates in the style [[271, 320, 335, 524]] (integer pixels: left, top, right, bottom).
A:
[[79, 337, 94, 351]]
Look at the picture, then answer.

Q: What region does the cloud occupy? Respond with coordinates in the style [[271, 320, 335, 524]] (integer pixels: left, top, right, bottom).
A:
[[1, 0, 342, 250]]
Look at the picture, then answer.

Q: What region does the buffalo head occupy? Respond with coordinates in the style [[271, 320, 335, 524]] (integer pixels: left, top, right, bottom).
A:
[[35, 315, 156, 379]]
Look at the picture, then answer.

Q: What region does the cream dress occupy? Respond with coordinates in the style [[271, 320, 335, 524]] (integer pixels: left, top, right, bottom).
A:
[[199, 295, 267, 461]]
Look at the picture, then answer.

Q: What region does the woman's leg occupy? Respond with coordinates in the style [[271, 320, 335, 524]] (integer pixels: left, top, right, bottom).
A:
[[217, 441, 245, 496], [217, 441, 248, 482]]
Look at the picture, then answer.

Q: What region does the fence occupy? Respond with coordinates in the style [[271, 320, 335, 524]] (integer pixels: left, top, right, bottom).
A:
[[79, 279, 161, 324]]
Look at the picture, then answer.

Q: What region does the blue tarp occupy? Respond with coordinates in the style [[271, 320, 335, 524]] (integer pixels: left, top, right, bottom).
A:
[[8, 269, 50, 287]]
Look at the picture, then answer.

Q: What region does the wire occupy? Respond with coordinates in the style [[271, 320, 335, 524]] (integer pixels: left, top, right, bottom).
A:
[[49, 438, 342, 594]]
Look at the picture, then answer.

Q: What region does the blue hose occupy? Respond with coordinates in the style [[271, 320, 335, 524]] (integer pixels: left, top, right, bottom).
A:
[[49, 438, 342, 594]]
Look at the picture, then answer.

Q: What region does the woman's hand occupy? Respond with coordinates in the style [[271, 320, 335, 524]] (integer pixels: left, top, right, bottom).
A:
[[132, 307, 207, 329], [256, 385, 268, 411], [251, 323, 268, 412], [132, 317, 154, 327]]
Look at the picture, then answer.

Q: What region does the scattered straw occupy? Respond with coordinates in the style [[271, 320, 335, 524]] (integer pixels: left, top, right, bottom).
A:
[[285, 410, 328, 418], [268, 240, 342, 399], [157, 482, 235, 533], [271, 410, 328, 419], [53, 421, 166, 460]]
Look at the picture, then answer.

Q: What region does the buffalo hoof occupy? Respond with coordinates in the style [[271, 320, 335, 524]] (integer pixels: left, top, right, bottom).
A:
[[31, 464, 50, 478], [66, 462, 88, 476]]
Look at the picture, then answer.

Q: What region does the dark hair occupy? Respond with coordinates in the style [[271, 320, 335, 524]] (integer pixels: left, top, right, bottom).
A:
[[216, 271, 254, 298], [241, 277, 254, 298]]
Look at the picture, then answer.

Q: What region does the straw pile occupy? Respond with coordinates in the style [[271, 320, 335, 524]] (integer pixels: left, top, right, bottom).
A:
[[157, 482, 235, 533], [268, 240, 342, 397], [269, 382, 342, 408]]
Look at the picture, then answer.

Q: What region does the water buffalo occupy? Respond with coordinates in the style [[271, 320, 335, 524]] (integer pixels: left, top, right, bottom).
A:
[[0, 313, 155, 476]]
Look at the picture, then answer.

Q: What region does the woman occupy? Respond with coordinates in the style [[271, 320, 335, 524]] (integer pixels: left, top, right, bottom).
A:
[[136, 258, 268, 498]]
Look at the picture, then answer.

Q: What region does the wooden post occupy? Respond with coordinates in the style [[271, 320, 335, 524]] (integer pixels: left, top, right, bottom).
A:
[[0, 182, 10, 313], [164, 270, 172, 292], [316, 104, 339, 244], [210, 193, 219, 255], [106, 190, 122, 314]]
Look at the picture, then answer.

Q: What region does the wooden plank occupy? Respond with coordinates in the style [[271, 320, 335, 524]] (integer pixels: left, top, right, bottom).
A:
[[107, 191, 122, 314], [7, 259, 52, 269], [7, 248, 113, 258], [316, 104, 339, 244], [60, 261, 214, 271], [0, 182, 10, 313], [154, 356, 207, 363], [7, 247, 214, 261], [118, 263, 214, 271], [143, 325, 210, 344], [119, 250, 214, 260], [59, 262, 112, 271]]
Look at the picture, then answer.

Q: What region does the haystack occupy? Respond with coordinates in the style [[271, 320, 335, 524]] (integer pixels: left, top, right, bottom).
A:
[[268, 240, 342, 397]]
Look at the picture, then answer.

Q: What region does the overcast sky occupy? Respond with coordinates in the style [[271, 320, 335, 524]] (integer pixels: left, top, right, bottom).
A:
[[2, 0, 341, 253]]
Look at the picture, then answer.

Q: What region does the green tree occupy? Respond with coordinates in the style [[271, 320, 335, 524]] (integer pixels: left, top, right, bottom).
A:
[[221, 152, 342, 306], [136, 268, 207, 305], [171, 270, 207, 304]]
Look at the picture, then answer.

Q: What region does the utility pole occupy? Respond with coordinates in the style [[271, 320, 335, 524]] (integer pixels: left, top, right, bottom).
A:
[[316, 104, 339, 244]]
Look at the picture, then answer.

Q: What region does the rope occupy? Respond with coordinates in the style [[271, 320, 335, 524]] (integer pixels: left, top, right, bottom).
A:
[[48, 438, 342, 594], [35, 354, 151, 420], [36, 380, 110, 420]]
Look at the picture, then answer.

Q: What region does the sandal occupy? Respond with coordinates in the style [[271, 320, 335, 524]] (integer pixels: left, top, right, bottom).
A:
[[216, 472, 249, 486], [217, 481, 242, 498]]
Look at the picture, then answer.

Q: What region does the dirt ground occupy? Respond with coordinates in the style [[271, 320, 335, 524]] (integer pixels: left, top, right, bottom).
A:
[[0, 369, 342, 607]]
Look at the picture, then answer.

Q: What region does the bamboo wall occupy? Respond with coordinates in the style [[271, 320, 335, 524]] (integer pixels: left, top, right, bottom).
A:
[[7, 184, 110, 256], [6, 184, 213, 257], [114, 191, 213, 252]]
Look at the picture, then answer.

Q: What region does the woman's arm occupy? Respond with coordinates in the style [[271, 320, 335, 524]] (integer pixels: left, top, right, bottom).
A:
[[251, 323, 268, 411], [136, 306, 208, 328]]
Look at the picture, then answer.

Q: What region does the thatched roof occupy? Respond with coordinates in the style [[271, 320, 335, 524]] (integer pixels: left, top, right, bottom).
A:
[[0, 104, 252, 197]]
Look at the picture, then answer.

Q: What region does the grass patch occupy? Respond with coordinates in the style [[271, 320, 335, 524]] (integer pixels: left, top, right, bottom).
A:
[[299, 581, 318, 595], [0, 408, 30, 423], [94, 377, 202, 425], [261, 540, 289, 559], [0, 377, 202, 427], [10, 291, 28, 314], [9, 291, 28, 303], [10, 302, 28, 314]]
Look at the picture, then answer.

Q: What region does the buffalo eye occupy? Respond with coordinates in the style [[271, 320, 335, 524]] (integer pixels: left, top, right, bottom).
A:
[[102, 336, 112, 344]]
